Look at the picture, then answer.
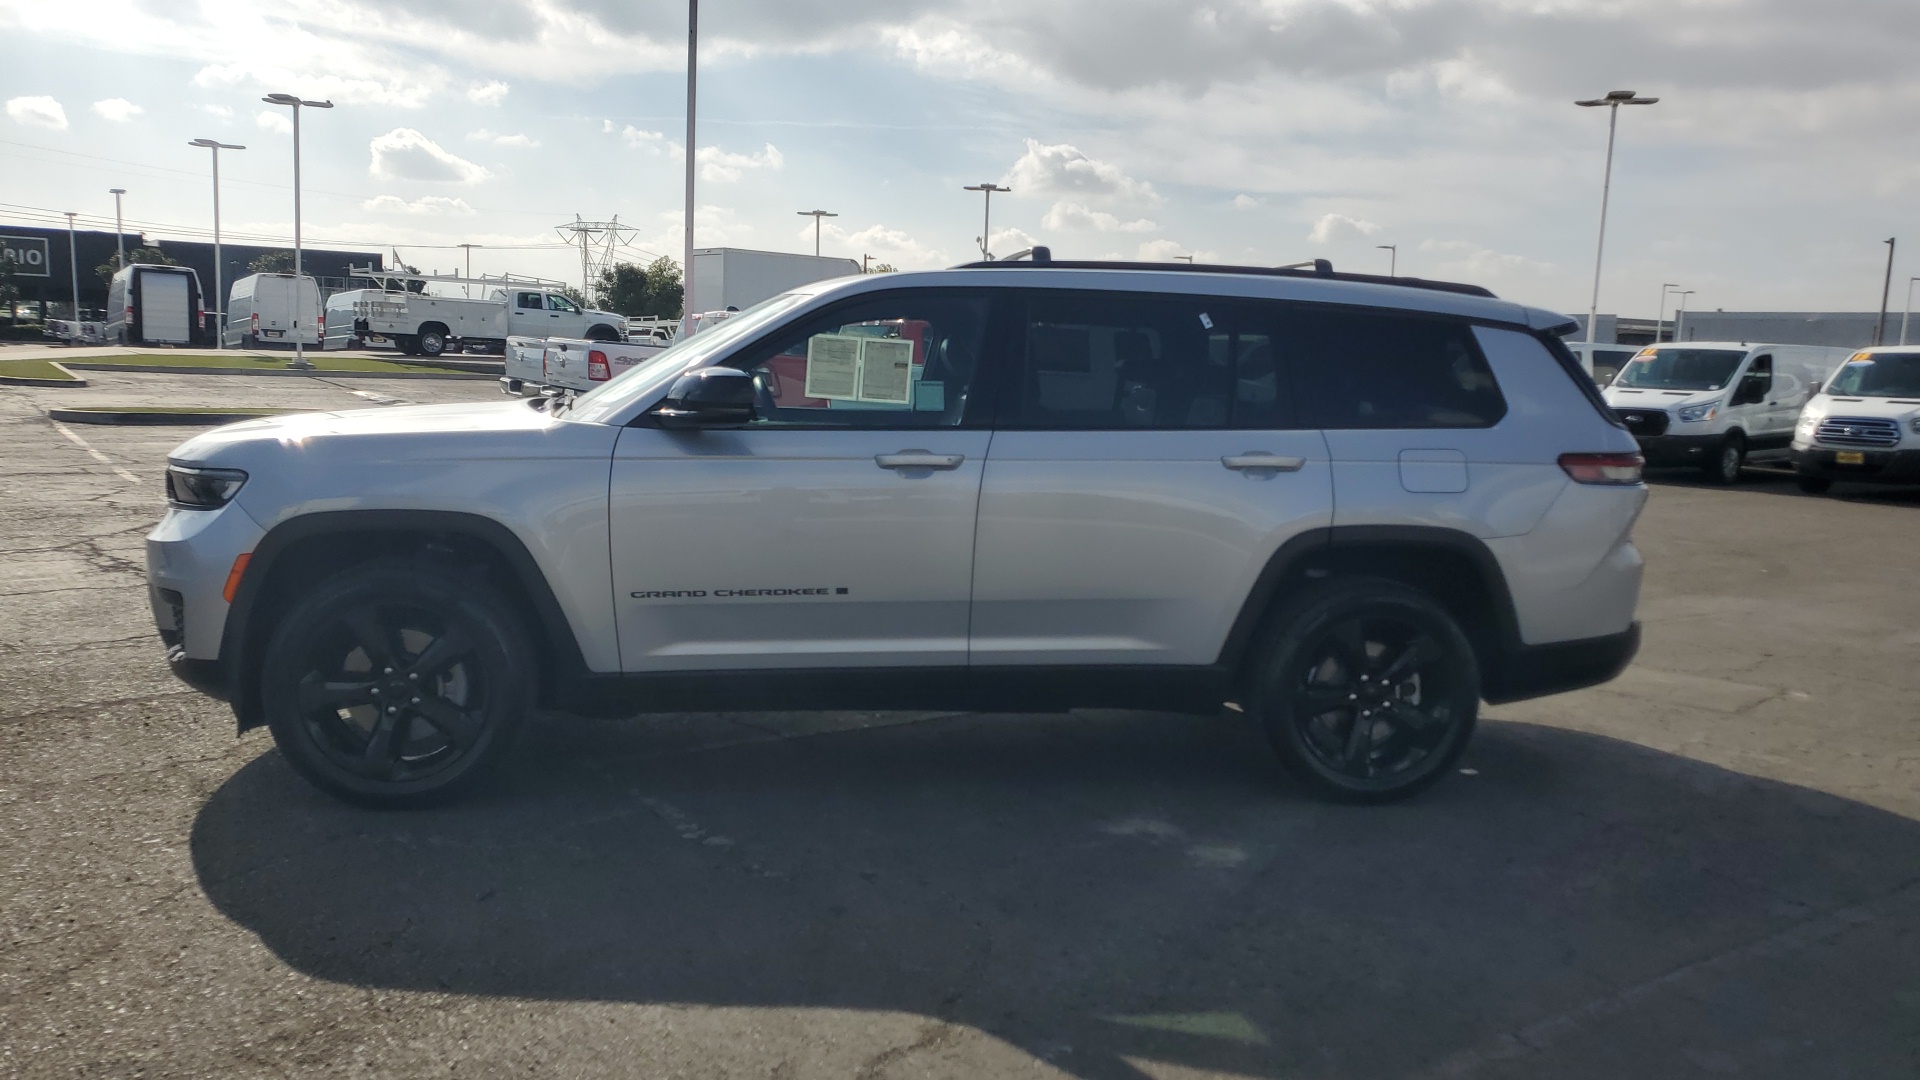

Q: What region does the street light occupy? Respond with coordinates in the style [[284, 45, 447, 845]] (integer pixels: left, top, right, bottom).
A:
[[1874, 237, 1896, 345], [456, 242, 483, 298], [1655, 282, 1681, 343], [1576, 89, 1659, 345], [1673, 289, 1696, 342], [1376, 244, 1397, 277], [189, 139, 245, 349], [797, 210, 838, 257], [963, 182, 1011, 260], [108, 188, 126, 270], [682, 0, 698, 336], [1900, 276, 1920, 346], [64, 211, 80, 347], [261, 93, 332, 369]]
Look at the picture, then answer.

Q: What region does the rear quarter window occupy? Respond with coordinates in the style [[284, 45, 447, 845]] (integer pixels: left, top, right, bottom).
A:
[[1287, 306, 1506, 429]]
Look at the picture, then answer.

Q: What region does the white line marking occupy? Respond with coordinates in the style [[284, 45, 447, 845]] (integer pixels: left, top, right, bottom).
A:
[[50, 420, 143, 484]]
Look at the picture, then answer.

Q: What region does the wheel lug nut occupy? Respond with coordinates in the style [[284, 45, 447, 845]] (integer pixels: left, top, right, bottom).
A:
[[411, 697, 421, 704], [385, 706, 397, 715], [384, 667, 394, 675], [408, 673, 419, 681], [1349, 693, 1358, 700], [370, 687, 380, 696]]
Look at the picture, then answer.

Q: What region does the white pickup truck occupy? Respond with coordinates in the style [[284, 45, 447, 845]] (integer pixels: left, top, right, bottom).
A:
[[325, 286, 627, 357], [502, 336, 669, 395]]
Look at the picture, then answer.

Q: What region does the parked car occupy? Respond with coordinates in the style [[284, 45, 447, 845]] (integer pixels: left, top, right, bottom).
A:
[[224, 273, 321, 349], [148, 252, 1646, 808], [1790, 346, 1920, 493], [106, 263, 208, 347], [1601, 342, 1853, 483], [323, 284, 626, 357]]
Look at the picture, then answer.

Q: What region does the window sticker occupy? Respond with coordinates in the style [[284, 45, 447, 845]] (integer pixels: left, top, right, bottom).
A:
[[857, 337, 915, 404], [803, 334, 864, 400], [1198, 312, 1214, 330]]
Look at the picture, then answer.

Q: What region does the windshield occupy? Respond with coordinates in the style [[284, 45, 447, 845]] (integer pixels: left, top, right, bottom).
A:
[[566, 292, 816, 424], [1824, 353, 1920, 398], [1612, 348, 1747, 391]]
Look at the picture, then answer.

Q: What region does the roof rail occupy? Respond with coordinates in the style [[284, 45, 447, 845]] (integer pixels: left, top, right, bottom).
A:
[[948, 253, 1496, 298]]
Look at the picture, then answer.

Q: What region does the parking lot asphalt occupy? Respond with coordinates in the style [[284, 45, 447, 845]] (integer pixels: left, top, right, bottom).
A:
[[1, 371, 1916, 1080]]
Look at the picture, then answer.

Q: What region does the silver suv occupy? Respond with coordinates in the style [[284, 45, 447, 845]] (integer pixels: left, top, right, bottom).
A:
[[147, 254, 1647, 807]]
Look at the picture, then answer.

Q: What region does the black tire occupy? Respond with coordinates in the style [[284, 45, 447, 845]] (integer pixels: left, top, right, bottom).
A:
[[417, 328, 447, 357], [1796, 473, 1833, 495], [1703, 434, 1745, 485], [395, 336, 421, 356], [260, 561, 535, 808], [585, 325, 621, 343], [1249, 578, 1479, 803]]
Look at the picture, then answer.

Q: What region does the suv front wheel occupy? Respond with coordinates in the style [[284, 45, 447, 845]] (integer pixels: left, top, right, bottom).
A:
[[1249, 578, 1479, 803], [260, 561, 535, 808]]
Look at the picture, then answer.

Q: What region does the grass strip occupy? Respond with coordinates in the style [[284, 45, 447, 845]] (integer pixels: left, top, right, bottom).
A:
[[70, 352, 450, 374], [0, 359, 84, 383]]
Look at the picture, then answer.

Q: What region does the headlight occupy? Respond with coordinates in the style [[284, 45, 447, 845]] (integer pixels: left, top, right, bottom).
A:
[[1910, 417, 1920, 435], [165, 465, 247, 509], [1797, 414, 1819, 434], [1677, 402, 1718, 423]]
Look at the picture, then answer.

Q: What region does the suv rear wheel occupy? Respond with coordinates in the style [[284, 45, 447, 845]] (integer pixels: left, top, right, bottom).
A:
[[260, 561, 534, 808], [1249, 578, 1479, 803]]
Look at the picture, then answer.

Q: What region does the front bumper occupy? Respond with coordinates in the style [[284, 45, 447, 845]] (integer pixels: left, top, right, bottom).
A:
[[1791, 446, 1920, 484], [145, 503, 264, 696], [1631, 432, 1721, 467]]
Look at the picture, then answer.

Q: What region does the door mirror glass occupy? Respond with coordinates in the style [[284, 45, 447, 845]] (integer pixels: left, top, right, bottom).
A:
[[651, 367, 756, 428], [1733, 376, 1769, 405]]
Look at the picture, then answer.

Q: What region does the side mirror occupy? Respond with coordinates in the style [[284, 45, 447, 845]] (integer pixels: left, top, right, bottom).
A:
[[1733, 377, 1769, 406], [651, 367, 756, 429]]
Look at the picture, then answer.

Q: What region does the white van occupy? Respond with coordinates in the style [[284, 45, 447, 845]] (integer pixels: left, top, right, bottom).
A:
[[105, 264, 208, 347], [1567, 342, 1640, 386], [1601, 341, 1855, 484], [224, 273, 321, 349], [1790, 346, 1920, 493]]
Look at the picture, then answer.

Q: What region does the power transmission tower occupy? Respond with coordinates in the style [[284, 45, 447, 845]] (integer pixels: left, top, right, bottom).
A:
[[555, 216, 638, 302]]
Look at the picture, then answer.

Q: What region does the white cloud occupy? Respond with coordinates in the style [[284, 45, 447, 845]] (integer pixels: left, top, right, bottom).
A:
[[255, 110, 291, 133], [621, 125, 670, 152], [1416, 239, 1552, 280], [467, 80, 509, 105], [6, 95, 67, 130], [696, 143, 783, 182], [468, 128, 539, 148], [1233, 194, 1261, 210], [1004, 138, 1157, 202], [368, 128, 492, 184], [363, 194, 476, 216], [987, 226, 1040, 258], [91, 98, 143, 122], [1136, 239, 1218, 262], [1308, 213, 1382, 243], [806, 222, 951, 270], [200, 104, 234, 120], [1041, 201, 1156, 234]]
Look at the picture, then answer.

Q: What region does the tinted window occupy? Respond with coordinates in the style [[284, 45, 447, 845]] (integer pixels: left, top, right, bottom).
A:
[[547, 294, 581, 314], [1007, 293, 1292, 430], [1289, 307, 1505, 429], [516, 292, 543, 310], [726, 291, 990, 429]]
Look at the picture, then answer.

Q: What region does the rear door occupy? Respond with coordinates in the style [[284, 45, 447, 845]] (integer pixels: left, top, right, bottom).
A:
[[969, 289, 1333, 667], [137, 270, 192, 344], [507, 292, 548, 338]]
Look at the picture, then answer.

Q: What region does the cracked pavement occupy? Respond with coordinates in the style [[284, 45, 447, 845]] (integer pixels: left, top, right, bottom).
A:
[[1, 371, 1917, 1079]]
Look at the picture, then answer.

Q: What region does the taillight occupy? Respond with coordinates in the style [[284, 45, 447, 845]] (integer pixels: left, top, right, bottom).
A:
[[251, 313, 259, 330], [1559, 452, 1644, 485], [587, 350, 610, 381]]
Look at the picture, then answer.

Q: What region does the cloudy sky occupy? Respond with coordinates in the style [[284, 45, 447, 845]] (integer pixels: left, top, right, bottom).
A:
[[2, 0, 1917, 317]]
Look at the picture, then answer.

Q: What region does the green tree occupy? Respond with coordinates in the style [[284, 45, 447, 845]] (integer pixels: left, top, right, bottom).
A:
[[96, 246, 176, 284], [867, 262, 899, 274], [248, 250, 296, 274], [592, 256, 682, 318]]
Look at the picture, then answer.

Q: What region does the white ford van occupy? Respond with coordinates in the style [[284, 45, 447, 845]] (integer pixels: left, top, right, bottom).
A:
[[1601, 342, 1854, 484], [224, 273, 322, 349], [1790, 346, 1920, 493]]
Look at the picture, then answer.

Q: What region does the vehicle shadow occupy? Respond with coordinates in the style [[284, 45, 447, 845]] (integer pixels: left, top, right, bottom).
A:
[[1647, 466, 1920, 504], [191, 711, 1920, 1079]]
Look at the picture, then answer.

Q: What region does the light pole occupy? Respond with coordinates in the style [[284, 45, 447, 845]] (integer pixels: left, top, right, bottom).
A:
[[797, 210, 837, 257], [108, 188, 126, 271], [1874, 237, 1896, 345], [64, 211, 80, 347], [189, 139, 244, 349], [681, 0, 698, 336], [1673, 289, 1695, 343], [963, 182, 1010, 260], [456, 242, 483, 298], [1655, 282, 1681, 343], [1576, 89, 1659, 344], [1900, 276, 1920, 346], [1377, 244, 1397, 277], [262, 93, 332, 369]]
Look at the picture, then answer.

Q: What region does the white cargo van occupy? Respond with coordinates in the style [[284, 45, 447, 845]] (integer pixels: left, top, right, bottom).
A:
[[223, 273, 321, 349], [105, 264, 207, 347], [1567, 342, 1640, 386], [1790, 346, 1920, 493], [1602, 341, 1854, 484]]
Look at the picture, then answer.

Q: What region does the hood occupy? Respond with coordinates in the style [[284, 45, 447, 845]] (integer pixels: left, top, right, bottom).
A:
[[1802, 393, 1920, 424], [1602, 386, 1724, 411], [167, 399, 559, 466]]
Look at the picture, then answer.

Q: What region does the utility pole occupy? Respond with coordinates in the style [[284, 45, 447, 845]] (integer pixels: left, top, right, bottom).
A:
[[554, 217, 636, 303], [64, 211, 80, 347], [963, 183, 1010, 260], [797, 210, 837, 257], [108, 189, 126, 270], [1575, 90, 1659, 344], [683, 0, 698, 334], [1874, 237, 1896, 345]]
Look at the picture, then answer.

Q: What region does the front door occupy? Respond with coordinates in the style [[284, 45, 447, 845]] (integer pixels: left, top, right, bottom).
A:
[[609, 288, 997, 671]]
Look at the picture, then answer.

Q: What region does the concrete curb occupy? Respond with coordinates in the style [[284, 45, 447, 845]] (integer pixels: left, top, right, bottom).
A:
[[0, 362, 87, 388], [46, 407, 299, 426], [59, 363, 491, 381]]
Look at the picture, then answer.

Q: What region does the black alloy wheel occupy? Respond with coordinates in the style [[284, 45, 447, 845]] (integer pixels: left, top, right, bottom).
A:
[[1256, 579, 1478, 802], [261, 562, 532, 807]]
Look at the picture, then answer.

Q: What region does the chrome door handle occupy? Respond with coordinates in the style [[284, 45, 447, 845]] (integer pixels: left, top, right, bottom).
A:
[[1222, 453, 1306, 472], [876, 450, 966, 470]]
